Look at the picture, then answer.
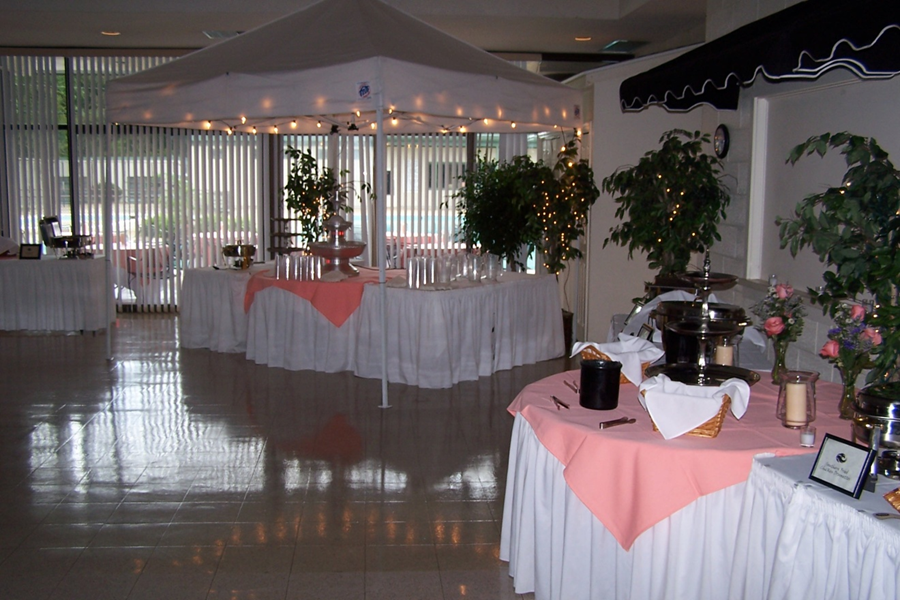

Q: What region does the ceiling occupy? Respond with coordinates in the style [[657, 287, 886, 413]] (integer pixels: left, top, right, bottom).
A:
[[0, 0, 708, 80]]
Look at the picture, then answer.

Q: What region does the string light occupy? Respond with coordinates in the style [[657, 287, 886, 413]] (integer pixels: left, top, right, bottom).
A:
[[316, 121, 322, 128], [251, 126, 257, 134], [291, 120, 298, 128], [204, 120, 212, 129], [240, 116, 247, 124], [510, 122, 517, 128], [273, 125, 278, 134]]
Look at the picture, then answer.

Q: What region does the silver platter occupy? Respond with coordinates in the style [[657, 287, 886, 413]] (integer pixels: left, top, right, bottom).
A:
[[645, 363, 761, 387]]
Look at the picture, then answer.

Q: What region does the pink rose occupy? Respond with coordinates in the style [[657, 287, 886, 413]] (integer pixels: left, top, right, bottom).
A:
[[850, 304, 866, 321], [862, 327, 883, 346], [820, 340, 840, 358], [775, 284, 793, 300], [764, 317, 785, 337]]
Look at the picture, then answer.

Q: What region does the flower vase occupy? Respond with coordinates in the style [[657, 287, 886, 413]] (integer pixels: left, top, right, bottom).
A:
[[771, 338, 789, 385], [836, 365, 863, 420]]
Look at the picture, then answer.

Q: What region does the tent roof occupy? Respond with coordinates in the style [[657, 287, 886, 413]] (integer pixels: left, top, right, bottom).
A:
[[106, 0, 582, 133]]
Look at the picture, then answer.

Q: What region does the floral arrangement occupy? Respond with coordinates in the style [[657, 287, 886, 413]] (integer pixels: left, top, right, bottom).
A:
[[750, 283, 806, 382], [819, 303, 882, 418], [751, 283, 806, 343]]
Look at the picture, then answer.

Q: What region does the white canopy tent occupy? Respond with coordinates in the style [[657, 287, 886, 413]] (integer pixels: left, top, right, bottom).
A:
[[105, 0, 583, 406]]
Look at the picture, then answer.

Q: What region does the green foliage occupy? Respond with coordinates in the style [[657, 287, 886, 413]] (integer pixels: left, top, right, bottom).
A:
[[540, 138, 600, 274], [283, 146, 368, 249], [454, 137, 599, 273], [601, 129, 731, 276], [778, 132, 900, 383], [454, 154, 547, 269]]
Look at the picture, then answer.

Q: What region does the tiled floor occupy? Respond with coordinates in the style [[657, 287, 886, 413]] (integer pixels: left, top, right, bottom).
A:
[[0, 313, 570, 599]]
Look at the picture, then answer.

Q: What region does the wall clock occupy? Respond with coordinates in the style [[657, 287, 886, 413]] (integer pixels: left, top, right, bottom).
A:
[[714, 124, 730, 158]]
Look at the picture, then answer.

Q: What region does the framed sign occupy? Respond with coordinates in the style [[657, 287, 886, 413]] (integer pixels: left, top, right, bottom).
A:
[[809, 433, 876, 498], [19, 244, 41, 259]]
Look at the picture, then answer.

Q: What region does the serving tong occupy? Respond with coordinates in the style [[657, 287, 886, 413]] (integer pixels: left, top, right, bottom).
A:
[[599, 416, 636, 429]]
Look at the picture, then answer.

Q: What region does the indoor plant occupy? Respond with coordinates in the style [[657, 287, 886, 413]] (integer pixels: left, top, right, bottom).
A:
[[537, 138, 600, 275], [283, 146, 370, 249], [779, 132, 900, 410], [453, 153, 547, 270], [454, 136, 598, 273], [601, 129, 731, 278]]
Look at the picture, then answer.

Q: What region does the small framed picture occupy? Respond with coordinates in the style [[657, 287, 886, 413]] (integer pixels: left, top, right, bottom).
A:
[[19, 243, 41, 259], [809, 433, 876, 499], [638, 323, 654, 341]]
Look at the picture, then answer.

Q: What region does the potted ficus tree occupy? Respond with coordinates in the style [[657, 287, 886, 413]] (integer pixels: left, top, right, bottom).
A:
[[283, 146, 370, 249], [454, 137, 599, 273], [778, 132, 900, 416], [601, 129, 731, 287], [453, 154, 547, 270]]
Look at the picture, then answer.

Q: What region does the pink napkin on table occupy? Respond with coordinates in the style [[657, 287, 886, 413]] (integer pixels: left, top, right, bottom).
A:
[[243, 267, 403, 327]]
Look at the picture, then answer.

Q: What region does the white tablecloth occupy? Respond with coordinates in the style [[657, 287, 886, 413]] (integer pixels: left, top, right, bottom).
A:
[[500, 415, 900, 600], [0, 256, 111, 332], [730, 454, 900, 600], [179, 266, 266, 353], [500, 413, 747, 600], [245, 273, 564, 388]]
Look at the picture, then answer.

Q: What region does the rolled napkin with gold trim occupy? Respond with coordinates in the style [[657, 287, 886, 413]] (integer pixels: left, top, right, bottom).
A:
[[571, 335, 664, 385], [638, 374, 750, 440]]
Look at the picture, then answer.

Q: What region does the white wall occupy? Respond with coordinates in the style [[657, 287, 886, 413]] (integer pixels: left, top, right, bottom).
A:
[[583, 49, 706, 343], [581, 0, 898, 386]]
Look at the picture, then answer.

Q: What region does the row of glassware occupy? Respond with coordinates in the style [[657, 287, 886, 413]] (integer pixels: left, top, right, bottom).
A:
[[274, 253, 323, 280], [406, 253, 504, 289]]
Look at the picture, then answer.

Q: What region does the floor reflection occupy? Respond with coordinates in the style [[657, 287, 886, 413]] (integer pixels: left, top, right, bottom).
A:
[[0, 313, 569, 599]]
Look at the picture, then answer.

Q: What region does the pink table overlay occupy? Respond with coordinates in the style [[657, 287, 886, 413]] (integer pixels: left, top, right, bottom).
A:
[[243, 267, 403, 327], [507, 371, 850, 550]]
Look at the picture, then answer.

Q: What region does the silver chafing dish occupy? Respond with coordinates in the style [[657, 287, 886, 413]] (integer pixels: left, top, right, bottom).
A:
[[222, 242, 256, 269], [852, 383, 900, 479]]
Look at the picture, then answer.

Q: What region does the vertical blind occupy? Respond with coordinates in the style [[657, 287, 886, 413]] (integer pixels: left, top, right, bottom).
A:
[[2, 54, 547, 312]]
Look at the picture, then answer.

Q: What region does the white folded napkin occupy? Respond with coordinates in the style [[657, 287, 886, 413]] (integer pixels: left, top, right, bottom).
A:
[[637, 374, 750, 440], [319, 270, 348, 282], [571, 335, 665, 385], [386, 275, 408, 288]]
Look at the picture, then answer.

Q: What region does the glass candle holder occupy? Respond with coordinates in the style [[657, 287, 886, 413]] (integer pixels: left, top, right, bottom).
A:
[[776, 370, 818, 428], [713, 335, 740, 367]]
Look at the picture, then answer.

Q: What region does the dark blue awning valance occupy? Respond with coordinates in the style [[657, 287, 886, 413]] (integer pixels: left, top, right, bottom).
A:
[[620, 0, 900, 112]]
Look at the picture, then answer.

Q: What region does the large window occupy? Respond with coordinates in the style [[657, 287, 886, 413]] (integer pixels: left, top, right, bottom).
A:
[[2, 54, 556, 310]]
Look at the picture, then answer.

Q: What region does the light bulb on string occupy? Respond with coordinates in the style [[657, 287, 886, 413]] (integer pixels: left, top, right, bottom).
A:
[[241, 116, 247, 124], [291, 120, 297, 129]]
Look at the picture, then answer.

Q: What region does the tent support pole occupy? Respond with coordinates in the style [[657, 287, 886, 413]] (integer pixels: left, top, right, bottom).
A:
[[376, 101, 390, 409], [104, 123, 113, 361]]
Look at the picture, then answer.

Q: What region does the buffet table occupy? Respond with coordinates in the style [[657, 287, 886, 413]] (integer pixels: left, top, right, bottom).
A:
[[499, 372, 899, 599], [0, 256, 111, 332], [730, 454, 900, 600], [180, 266, 564, 388], [245, 269, 564, 388]]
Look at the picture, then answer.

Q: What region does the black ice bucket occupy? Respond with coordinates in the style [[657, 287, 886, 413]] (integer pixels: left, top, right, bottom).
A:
[[579, 359, 622, 410]]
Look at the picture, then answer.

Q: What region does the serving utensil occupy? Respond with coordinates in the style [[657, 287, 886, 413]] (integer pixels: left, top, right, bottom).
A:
[[551, 395, 570, 410], [599, 416, 636, 429], [873, 512, 900, 520], [564, 380, 579, 394]]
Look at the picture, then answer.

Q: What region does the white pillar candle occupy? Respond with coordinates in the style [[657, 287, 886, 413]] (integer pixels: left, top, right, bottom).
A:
[[715, 345, 734, 366], [785, 382, 808, 426]]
